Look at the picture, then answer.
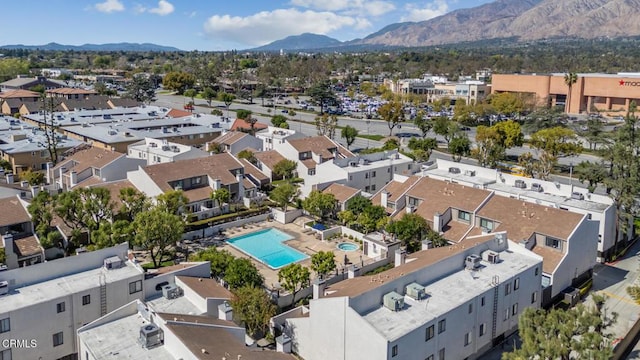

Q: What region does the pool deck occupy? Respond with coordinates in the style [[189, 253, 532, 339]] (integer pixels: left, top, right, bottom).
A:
[[184, 220, 376, 293]]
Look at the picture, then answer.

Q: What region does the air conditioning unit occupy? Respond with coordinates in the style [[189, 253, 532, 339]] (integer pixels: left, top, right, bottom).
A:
[[162, 284, 183, 300], [405, 283, 426, 300], [383, 291, 404, 311], [161, 145, 171, 151], [138, 323, 163, 349], [104, 256, 123, 270], [150, 143, 157, 148], [349, 161, 357, 167], [465, 254, 481, 270], [448, 167, 461, 174], [531, 183, 543, 192], [0, 281, 8, 296], [464, 170, 476, 177], [571, 192, 585, 200], [487, 251, 500, 264], [514, 180, 526, 189]]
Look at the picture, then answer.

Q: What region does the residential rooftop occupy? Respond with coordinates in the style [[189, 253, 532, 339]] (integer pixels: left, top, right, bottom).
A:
[[0, 195, 30, 227]]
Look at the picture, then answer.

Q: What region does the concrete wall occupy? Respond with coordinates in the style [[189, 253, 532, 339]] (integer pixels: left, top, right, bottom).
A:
[[272, 208, 303, 224], [181, 213, 270, 240], [142, 262, 211, 300], [100, 156, 146, 182]]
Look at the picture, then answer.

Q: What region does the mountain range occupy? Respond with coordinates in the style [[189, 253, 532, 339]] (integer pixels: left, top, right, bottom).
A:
[[252, 0, 640, 51], [0, 42, 181, 52]]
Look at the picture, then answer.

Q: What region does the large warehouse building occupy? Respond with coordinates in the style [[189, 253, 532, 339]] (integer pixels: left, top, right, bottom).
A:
[[492, 73, 640, 115]]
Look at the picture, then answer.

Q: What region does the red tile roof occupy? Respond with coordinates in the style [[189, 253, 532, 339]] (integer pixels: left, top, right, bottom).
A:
[[230, 118, 268, 132]]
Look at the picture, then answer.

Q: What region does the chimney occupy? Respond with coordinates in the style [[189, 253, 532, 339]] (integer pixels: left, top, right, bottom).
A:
[[31, 186, 40, 197], [276, 334, 292, 354], [213, 178, 221, 190], [70, 171, 77, 187], [218, 301, 233, 321], [422, 240, 433, 251], [394, 248, 406, 267], [406, 205, 414, 214], [45, 162, 53, 184], [380, 190, 388, 208], [312, 278, 326, 300], [59, 167, 65, 188], [433, 212, 442, 233], [236, 171, 244, 202], [5, 173, 13, 184], [347, 265, 360, 279], [2, 234, 18, 269]]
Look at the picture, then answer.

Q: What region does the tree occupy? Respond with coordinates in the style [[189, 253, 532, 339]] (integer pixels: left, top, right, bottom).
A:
[[341, 125, 358, 149], [564, 72, 578, 114], [124, 75, 156, 104], [502, 295, 616, 360], [210, 188, 231, 209], [271, 114, 288, 128], [236, 108, 252, 120], [224, 258, 264, 289], [28, 190, 55, 239], [315, 113, 338, 139], [201, 87, 216, 106], [237, 149, 257, 164], [270, 183, 299, 212], [346, 195, 372, 214], [577, 118, 605, 151], [91, 219, 134, 249], [273, 159, 297, 180], [217, 92, 235, 118], [574, 161, 607, 193], [278, 263, 311, 306], [448, 134, 471, 162], [311, 251, 336, 279], [183, 88, 197, 104], [414, 111, 433, 138], [337, 210, 356, 226], [386, 213, 430, 252], [230, 286, 276, 339], [133, 208, 184, 268], [307, 80, 337, 114], [356, 205, 389, 234], [162, 71, 196, 95], [489, 92, 526, 116], [530, 127, 582, 178], [377, 99, 405, 137], [302, 190, 337, 222], [0, 159, 11, 172], [118, 187, 149, 223], [407, 137, 438, 162], [39, 93, 62, 164], [20, 169, 45, 185], [192, 247, 235, 279], [0, 248, 5, 265], [156, 189, 189, 216], [433, 116, 459, 146], [473, 121, 522, 168], [237, 109, 258, 135]]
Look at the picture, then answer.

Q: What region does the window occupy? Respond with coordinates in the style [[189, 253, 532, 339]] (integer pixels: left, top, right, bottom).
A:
[[514, 277, 520, 290], [512, 303, 519, 316], [426, 355, 434, 360], [464, 332, 472, 346], [57, 302, 65, 313], [505, 283, 511, 295], [438, 348, 445, 360], [53, 332, 64, 347], [457, 211, 471, 222], [392, 345, 398, 357], [308, 169, 315, 176], [468, 303, 473, 314], [438, 319, 446, 333], [545, 237, 561, 249], [481, 296, 485, 307], [371, 184, 376, 191], [82, 294, 91, 306], [0, 349, 11, 360], [0, 318, 9, 333], [365, 173, 369, 179], [40, 150, 47, 158], [479, 323, 486, 337], [425, 325, 434, 341], [372, 171, 376, 178], [535, 267, 539, 276], [479, 218, 493, 231], [129, 280, 142, 294], [504, 308, 510, 321], [531, 291, 538, 304]]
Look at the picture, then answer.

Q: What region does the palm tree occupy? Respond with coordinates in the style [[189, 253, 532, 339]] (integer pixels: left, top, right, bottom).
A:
[[564, 72, 578, 114]]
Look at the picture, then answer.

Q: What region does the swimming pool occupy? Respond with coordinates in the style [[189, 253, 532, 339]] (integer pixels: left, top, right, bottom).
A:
[[226, 228, 308, 269], [337, 242, 358, 252]]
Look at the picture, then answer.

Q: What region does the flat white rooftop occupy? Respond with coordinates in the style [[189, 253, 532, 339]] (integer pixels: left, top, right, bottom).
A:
[[487, 182, 610, 212], [79, 312, 174, 360], [146, 295, 203, 315], [361, 249, 539, 341], [1, 261, 143, 314]]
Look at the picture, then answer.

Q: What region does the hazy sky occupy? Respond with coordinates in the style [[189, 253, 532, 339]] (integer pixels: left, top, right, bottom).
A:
[[1, 0, 492, 51]]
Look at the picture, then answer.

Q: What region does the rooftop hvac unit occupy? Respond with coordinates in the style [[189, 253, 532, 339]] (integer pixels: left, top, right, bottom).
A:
[[448, 167, 461, 174], [161, 145, 171, 151], [571, 192, 585, 200], [383, 291, 404, 311], [138, 323, 163, 349], [0, 280, 8, 296], [162, 284, 183, 300], [150, 142, 157, 148], [464, 170, 476, 177], [514, 180, 526, 189], [487, 251, 500, 264], [349, 161, 357, 167], [465, 254, 481, 270], [405, 283, 426, 300], [104, 256, 123, 270], [531, 183, 543, 192]]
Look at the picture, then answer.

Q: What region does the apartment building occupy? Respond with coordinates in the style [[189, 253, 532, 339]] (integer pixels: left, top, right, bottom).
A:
[[127, 137, 208, 165], [254, 150, 287, 180], [0, 195, 43, 270], [255, 126, 304, 151], [209, 130, 263, 155], [0, 89, 41, 115], [425, 159, 618, 262], [278, 234, 542, 360]]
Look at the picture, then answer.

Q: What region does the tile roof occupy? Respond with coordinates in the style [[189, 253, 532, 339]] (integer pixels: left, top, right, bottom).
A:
[[408, 177, 492, 220], [254, 150, 286, 169], [53, 145, 123, 173], [47, 88, 97, 95], [183, 186, 213, 203], [13, 235, 42, 257], [322, 183, 360, 204], [167, 108, 193, 118], [60, 96, 112, 111], [230, 118, 268, 131], [108, 97, 139, 108], [214, 131, 249, 146], [0, 196, 30, 227], [370, 176, 421, 208], [530, 244, 565, 274], [142, 153, 243, 192], [287, 136, 340, 160], [0, 89, 41, 99], [240, 159, 269, 183], [88, 179, 136, 212], [325, 240, 489, 298], [301, 158, 317, 169], [176, 276, 233, 299]]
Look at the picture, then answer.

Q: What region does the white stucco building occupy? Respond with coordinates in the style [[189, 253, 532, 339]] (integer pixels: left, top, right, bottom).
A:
[[127, 137, 208, 165], [277, 234, 542, 360]]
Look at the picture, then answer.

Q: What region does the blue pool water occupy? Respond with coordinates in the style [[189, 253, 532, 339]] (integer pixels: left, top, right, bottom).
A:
[[337, 242, 358, 251], [227, 228, 308, 269]]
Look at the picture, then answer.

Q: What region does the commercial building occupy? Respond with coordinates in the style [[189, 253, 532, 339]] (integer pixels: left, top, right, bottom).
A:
[[492, 72, 640, 114], [277, 234, 542, 360]]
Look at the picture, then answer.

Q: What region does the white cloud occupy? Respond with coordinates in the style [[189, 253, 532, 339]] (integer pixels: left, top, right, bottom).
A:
[[95, 0, 124, 13], [149, 0, 174, 16], [203, 8, 365, 46], [187, 11, 197, 18], [402, 0, 449, 22], [290, 0, 395, 17]]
